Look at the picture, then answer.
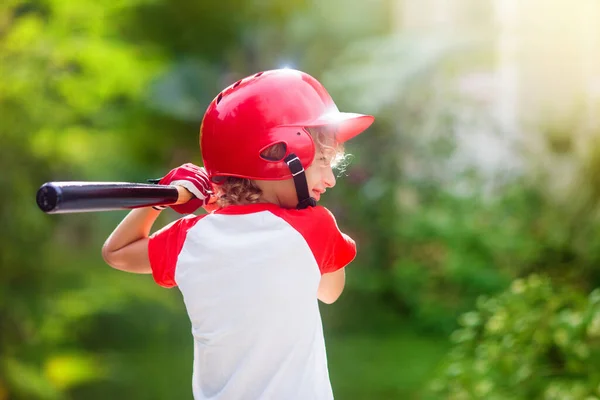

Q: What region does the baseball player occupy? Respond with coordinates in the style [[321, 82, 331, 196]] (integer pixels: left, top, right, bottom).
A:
[[102, 68, 374, 399]]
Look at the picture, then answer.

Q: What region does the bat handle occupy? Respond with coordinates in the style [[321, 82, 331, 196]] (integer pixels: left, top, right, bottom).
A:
[[174, 186, 194, 204]]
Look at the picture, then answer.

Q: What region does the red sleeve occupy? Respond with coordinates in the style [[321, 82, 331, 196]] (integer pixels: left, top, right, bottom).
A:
[[274, 206, 357, 274], [147, 215, 203, 288]]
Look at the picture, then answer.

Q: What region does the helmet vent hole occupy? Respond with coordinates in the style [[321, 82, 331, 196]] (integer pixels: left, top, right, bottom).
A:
[[254, 72, 263, 78], [233, 80, 242, 88], [260, 142, 287, 161], [216, 93, 223, 104]]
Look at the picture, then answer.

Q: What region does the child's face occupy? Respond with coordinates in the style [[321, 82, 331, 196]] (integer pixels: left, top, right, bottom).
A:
[[256, 147, 337, 208], [304, 146, 337, 202]]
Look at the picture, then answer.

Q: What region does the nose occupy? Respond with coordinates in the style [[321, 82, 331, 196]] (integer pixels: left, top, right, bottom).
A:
[[323, 166, 336, 188]]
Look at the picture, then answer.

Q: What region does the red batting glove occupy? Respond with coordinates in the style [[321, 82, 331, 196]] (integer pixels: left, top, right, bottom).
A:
[[157, 163, 214, 214]]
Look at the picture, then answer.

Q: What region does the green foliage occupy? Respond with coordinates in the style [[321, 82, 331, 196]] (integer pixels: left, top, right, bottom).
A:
[[430, 275, 600, 400], [387, 174, 600, 334], [0, 0, 173, 396]]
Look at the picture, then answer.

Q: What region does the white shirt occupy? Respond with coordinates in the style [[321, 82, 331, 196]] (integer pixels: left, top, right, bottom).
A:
[[148, 203, 356, 400]]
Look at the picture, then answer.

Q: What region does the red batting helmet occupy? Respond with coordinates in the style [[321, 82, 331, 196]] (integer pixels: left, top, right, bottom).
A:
[[200, 68, 374, 182]]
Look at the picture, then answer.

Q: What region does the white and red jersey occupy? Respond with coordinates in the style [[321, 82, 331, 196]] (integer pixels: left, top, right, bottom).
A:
[[147, 203, 356, 400]]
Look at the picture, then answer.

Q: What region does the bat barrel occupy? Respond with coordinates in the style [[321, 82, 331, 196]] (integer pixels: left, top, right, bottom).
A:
[[36, 182, 180, 214]]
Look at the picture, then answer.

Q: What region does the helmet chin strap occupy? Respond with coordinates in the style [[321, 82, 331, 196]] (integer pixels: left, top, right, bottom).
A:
[[284, 153, 317, 210]]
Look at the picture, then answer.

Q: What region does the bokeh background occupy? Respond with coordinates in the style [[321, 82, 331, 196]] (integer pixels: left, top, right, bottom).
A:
[[2, 0, 600, 399]]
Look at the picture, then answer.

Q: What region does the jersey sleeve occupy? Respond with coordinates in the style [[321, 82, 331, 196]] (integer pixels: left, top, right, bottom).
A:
[[147, 214, 202, 288], [281, 206, 357, 275], [308, 206, 356, 274]]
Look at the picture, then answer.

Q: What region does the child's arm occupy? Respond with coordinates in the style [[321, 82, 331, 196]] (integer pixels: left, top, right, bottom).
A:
[[102, 164, 213, 274], [302, 206, 354, 304], [317, 268, 346, 304], [102, 207, 163, 274]]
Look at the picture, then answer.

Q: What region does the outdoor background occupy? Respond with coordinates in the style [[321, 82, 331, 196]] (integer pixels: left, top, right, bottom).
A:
[[2, 0, 600, 399]]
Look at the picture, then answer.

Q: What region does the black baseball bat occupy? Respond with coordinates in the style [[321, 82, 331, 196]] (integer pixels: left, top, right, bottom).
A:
[[36, 181, 186, 214]]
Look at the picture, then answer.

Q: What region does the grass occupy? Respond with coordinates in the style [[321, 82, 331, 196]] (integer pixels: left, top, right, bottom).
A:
[[321, 293, 451, 400], [327, 330, 449, 400]]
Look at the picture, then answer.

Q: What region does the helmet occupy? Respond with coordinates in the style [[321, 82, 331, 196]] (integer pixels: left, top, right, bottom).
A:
[[200, 68, 374, 182]]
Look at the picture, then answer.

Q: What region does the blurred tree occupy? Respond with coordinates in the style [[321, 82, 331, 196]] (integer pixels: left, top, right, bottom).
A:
[[321, 31, 508, 333], [318, 27, 600, 337], [0, 0, 175, 396]]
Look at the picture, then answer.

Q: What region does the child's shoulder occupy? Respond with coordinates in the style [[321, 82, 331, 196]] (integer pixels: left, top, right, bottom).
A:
[[268, 205, 344, 235], [276, 205, 356, 273]]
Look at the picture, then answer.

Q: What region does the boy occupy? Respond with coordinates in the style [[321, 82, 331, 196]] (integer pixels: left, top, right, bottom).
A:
[[102, 68, 374, 399]]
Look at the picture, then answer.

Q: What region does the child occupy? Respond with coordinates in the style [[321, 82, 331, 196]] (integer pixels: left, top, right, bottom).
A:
[[102, 68, 374, 399]]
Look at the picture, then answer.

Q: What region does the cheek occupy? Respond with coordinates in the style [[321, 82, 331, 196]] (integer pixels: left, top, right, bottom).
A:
[[304, 166, 321, 189], [278, 179, 297, 199], [278, 179, 300, 207]]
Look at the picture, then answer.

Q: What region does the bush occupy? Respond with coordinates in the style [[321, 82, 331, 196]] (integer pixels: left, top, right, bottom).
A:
[[429, 274, 600, 400]]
